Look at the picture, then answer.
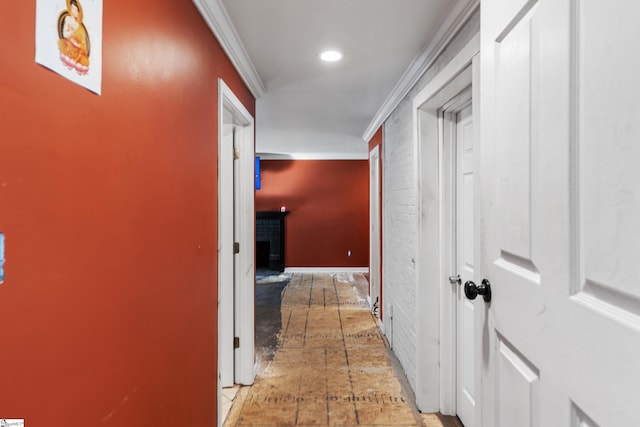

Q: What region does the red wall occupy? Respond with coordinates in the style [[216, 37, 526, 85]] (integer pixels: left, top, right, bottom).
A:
[[256, 160, 369, 268], [0, 1, 254, 425], [368, 127, 383, 154]]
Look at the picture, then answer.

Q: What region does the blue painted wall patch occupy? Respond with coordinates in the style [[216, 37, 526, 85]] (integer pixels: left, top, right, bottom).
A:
[[0, 232, 5, 283]]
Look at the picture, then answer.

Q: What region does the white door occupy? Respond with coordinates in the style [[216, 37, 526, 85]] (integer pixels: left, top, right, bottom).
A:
[[220, 124, 245, 387], [369, 145, 381, 321], [218, 80, 256, 427], [219, 122, 235, 388], [479, 1, 640, 425], [232, 128, 244, 382], [455, 104, 475, 427]]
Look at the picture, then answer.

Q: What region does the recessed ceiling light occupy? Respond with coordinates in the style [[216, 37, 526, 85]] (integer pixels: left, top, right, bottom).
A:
[[319, 50, 343, 62]]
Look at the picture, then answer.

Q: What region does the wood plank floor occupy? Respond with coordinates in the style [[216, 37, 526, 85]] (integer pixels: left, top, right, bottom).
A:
[[224, 273, 462, 427]]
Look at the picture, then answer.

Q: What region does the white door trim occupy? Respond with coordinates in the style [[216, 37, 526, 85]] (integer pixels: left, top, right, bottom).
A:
[[218, 79, 255, 426], [369, 145, 382, 326], [412, 33, 479, 413]]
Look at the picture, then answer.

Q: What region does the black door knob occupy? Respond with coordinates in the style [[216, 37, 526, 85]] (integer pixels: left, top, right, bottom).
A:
[[464, 279, 492, 303]]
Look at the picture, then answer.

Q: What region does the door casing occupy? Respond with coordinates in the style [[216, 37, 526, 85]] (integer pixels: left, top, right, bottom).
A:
[[412, 33, 480, 414], [439, 93, 474, 422], [218, 78, 256, 426], [369, 144, 382, 325]]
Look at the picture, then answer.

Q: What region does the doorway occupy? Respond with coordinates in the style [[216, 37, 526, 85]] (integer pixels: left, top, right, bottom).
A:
[[412, 33, 479, 417], [218, 79, 256, 426]]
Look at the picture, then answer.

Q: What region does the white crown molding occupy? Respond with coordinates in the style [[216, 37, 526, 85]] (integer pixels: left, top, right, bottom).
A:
[[362, 0, 480, 142], [193, 0, 266, 98], [257, 152, 368, 161]]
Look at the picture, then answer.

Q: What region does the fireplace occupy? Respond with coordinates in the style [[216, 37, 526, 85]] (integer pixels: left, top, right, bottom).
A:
[[256, 211, 288, 271]]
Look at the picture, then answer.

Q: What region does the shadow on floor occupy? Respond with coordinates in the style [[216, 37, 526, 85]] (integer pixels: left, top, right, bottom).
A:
[[255, 269, 291, 372]]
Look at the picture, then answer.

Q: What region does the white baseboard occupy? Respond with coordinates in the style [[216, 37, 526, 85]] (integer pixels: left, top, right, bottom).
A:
[[284, 267, 369, 274]]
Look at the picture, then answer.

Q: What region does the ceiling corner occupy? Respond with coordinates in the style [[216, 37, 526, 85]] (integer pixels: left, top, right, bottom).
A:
[[362, 0, 480, 142], [193, 0, 266, 98]]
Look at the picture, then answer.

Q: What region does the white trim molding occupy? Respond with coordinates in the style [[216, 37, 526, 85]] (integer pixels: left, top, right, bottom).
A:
[[362, 0, 479, 142], [193, 0, 266, 98], [257, 152, 368, 161]]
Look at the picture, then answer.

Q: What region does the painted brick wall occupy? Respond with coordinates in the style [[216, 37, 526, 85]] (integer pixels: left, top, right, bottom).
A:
[[382, 9, 480, 392]]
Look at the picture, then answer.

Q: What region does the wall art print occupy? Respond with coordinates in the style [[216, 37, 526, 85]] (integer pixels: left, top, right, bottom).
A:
[[36, 0, 103, 95]]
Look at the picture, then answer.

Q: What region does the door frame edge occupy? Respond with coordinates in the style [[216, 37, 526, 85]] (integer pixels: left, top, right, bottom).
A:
[[217, 78, 256, 426], [413, 33, 479, 414]]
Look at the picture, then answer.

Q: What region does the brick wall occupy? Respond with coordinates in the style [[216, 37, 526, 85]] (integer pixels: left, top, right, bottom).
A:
[[382, 9, 480, 392]]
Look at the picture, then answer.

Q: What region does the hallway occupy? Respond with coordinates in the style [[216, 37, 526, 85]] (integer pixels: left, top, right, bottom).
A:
[[224, 273, 461, 427]]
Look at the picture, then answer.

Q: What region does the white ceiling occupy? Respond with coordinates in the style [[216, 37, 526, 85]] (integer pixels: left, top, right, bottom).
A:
[[196, 0, 477, 159]]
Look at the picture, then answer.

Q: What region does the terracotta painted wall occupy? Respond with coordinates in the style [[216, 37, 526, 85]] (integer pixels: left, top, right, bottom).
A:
[[0, 1, 254, 425], [256, 160, 368, 268], [368, 127, 382, 154]]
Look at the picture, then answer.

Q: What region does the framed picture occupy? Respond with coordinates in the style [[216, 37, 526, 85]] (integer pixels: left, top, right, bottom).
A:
[[36, 0, 103, 94]]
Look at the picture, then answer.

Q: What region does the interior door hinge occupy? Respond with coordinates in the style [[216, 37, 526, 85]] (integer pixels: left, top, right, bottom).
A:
[[234, 242, 240, 254], [233, 147, 240, 160], [233, 337, 240, 349]]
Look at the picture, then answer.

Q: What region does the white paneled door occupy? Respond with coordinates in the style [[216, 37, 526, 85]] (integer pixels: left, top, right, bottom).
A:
[[455, 104, 476, 427], [218, 80, 255, 427], [219, 122, 235, 388], [480, 0, 640, 426]]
